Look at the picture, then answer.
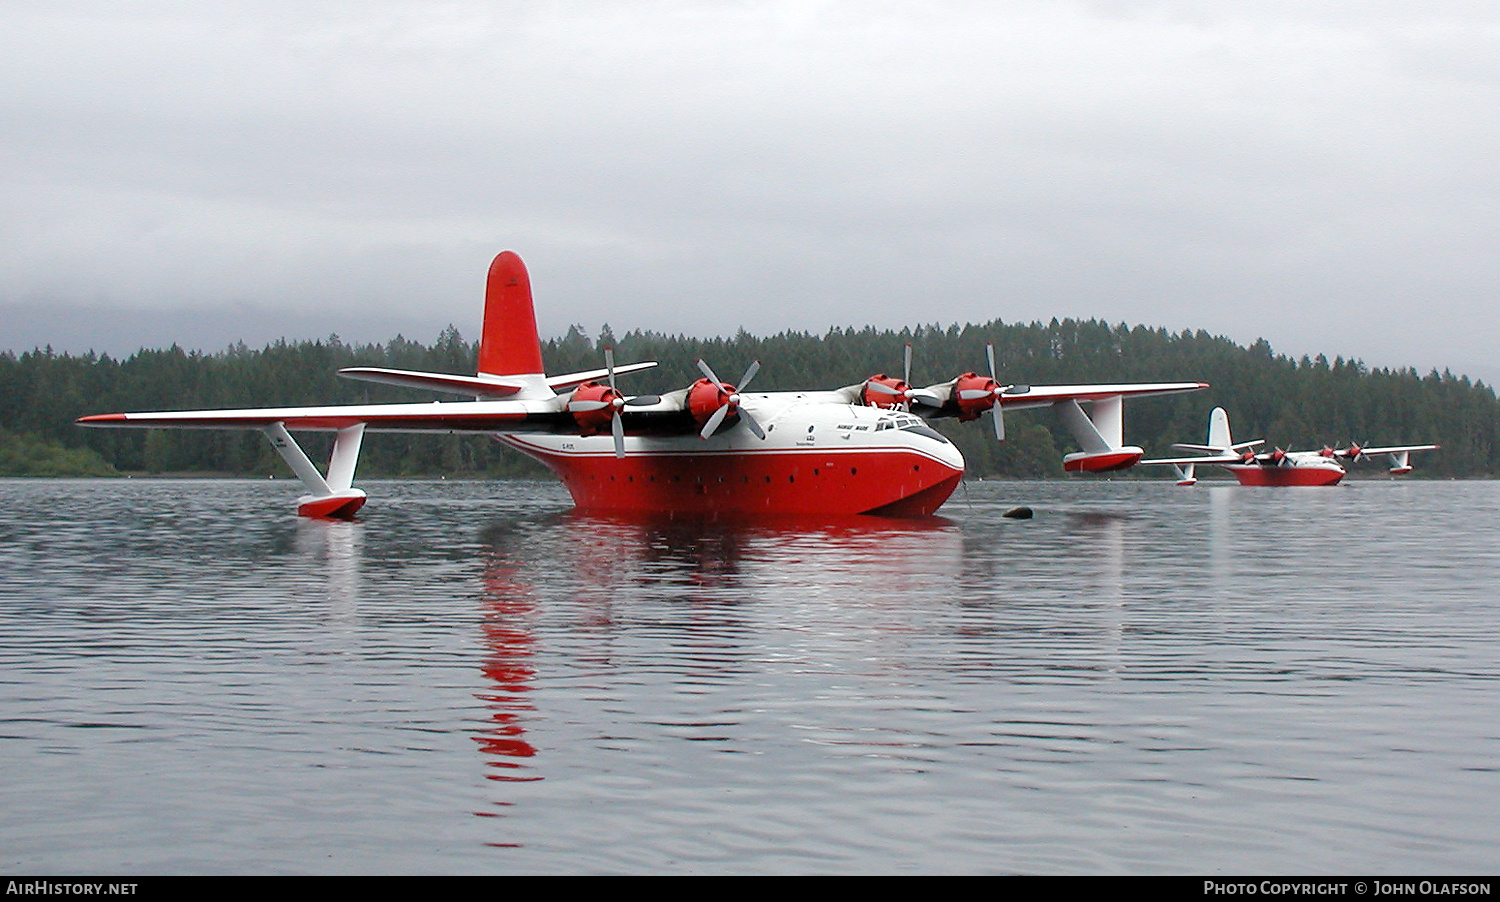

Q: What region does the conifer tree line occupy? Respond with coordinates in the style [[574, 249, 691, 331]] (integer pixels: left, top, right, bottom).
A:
[[2, 317, 1496, 478]]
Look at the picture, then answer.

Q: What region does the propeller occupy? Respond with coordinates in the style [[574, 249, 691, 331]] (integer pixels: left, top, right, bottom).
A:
[[691, 358, 765, 440], [952, 343, 1025, 441], [862, 344, 946, 409], [861, 345, 916, 409], [902, 344, 946, 408], [566, 347, 627, 457]]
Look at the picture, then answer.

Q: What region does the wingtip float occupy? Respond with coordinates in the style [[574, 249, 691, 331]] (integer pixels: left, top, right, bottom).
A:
[[78, 251, 1207, 519]]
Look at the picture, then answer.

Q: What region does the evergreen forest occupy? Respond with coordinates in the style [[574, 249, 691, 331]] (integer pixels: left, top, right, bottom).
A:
[[3, 318, 1496, 480]]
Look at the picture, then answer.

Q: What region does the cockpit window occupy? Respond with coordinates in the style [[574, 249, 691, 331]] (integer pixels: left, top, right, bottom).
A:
[[878, 414, 949, 443], [901, 422, 949, 443]]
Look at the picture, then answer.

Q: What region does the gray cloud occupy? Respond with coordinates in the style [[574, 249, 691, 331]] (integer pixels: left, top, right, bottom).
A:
[[3, 1, 1497, 381]]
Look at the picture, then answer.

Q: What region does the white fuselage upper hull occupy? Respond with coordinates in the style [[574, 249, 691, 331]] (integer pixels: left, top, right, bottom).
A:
[[500, 397, 966, 517]]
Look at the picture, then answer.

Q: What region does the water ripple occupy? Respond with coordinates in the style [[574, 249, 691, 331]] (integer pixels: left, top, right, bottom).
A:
[[2, 478, 1498, 873]]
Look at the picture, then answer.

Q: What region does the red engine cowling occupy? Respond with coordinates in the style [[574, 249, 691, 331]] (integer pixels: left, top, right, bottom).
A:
[[569, 381, 623, 435], [951, 371, 1000, 421], [687, 377, 736, 429], [862, 374, 910, 409]]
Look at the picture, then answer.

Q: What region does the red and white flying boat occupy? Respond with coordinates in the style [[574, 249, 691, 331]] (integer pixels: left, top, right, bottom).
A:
[[1141, 407, 1438, 486], [77, 251, 1207, 518]]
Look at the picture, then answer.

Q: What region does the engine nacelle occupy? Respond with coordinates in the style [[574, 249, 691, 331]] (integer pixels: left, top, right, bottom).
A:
[[569, 381, 623, 435], [1063, 447, 1143, 473], [687, 377, 737, 429], [862, 374, 910, 409], [951, 371, 999, 421]]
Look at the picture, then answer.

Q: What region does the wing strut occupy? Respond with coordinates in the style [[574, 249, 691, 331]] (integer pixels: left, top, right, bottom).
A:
[[1054, 397, 1145, 472], [263, 422, 368, 519]]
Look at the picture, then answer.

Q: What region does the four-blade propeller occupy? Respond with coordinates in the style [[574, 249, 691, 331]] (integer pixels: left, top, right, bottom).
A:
[[693, 358, 765, 440], [864, 345, 944, 409], [569, 351, 772, 453], [861, 342, 1025, 441], [565, 347, 628, 457], [953, 344, 1026, 440]]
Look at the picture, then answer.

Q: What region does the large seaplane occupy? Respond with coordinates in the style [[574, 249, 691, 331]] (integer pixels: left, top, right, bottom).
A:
[[77, 251, 1207, 518], [1141, 407, 1438, 486]]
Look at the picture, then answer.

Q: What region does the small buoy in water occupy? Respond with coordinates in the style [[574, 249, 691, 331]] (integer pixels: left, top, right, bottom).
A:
[[1002, 505, 1033, 519]]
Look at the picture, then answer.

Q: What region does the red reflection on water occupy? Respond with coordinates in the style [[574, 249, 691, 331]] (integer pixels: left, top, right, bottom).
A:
[[558, 509, 957, 588], [475, 556, 542, 784], [468, 508, 964, 831]]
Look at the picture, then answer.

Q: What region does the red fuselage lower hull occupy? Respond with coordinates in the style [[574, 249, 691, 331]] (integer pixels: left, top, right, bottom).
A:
[[503, 438, 964, 517], [1226, 464, 1344, 486]]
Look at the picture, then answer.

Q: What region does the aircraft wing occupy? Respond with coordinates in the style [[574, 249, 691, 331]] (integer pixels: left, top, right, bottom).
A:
[[1335, 442, 1440, 475], [76, 393, 706, 437], [78, 400, 562, 434], [1339, 443, 1440, 457], [980, 381, 1208, 472], [994, 381, 1208, 412]]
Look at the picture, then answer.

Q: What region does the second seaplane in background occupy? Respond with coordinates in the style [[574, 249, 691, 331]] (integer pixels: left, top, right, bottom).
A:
[[78, 251, 1207, 519], [1141, 407, 1438, 486]]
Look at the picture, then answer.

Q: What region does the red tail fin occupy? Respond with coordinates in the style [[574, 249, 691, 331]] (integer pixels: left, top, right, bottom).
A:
[[477, 251, 545, 377]]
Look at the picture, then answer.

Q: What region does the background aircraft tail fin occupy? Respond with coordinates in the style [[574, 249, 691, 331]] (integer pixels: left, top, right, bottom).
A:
[[1206, 407, 1233, 450], [478, 251, 546, 378]]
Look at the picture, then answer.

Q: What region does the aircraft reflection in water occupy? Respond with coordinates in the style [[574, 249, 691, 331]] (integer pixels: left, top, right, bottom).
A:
[[466, 511, 965, 804], [271, 486, 1215, 848], [475, 551, 542, 797]]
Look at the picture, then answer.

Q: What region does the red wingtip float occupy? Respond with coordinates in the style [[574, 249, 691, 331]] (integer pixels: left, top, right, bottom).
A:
[[77, 251, 1208, 519], [1140, 407, 1438, 486]]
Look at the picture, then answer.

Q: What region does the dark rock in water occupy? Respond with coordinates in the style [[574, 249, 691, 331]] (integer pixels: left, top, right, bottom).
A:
[[1002, 505, 1034, 519]]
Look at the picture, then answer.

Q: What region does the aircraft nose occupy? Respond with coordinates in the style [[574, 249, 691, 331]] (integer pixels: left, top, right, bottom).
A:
[[914, 427, 965, 472]]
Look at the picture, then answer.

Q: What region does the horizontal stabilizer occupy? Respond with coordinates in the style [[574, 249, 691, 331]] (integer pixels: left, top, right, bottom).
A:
[[338, 367, 527, 398], [1141, 453, 1246, 466], [1171, 439, 1263, 454], [338, 360, 657, 398], [546, 361, 658, 391]]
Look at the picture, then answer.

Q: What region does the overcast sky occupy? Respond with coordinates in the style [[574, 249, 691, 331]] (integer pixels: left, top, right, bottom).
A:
[[3, 1, 1497, 383]]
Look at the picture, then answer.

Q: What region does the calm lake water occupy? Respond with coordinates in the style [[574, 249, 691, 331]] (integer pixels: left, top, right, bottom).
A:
[[2, 476, 1497, 875]]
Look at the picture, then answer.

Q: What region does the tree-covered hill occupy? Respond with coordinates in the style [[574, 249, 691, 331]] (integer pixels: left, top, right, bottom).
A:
[[3, 318, 1495, 478]]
